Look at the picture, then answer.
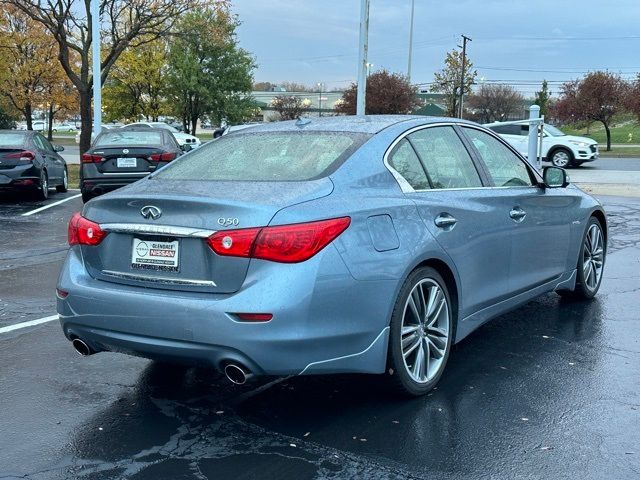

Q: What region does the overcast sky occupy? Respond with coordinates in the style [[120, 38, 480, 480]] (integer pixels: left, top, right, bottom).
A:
[[232, 0, 640, 97]]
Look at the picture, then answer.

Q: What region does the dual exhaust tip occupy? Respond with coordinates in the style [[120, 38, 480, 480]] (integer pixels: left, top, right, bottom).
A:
[[224, 363, 253, 385], [71, 338, 94, 356], [71, 338, 253, 385]]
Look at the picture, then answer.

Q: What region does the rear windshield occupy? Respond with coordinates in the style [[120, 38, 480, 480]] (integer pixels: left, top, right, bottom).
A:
[[0, 132, 27, 148], [95, 131, 163, 147], [155, 131, 367, 181]]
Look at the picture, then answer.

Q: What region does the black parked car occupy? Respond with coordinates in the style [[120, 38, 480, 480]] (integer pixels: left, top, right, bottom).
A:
[[0, 130, 68, 200], [80, 127, 183, 203]]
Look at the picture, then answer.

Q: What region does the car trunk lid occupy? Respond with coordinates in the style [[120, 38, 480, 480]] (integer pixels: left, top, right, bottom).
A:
[[0, 148, 33, 169], [80, 177, 334, 293], [86, 147, 172, 175]]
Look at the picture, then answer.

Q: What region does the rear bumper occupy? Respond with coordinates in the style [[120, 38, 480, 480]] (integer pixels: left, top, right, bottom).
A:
[[56, 245, 396, 376], [81, 176, 148, 195], [0, 165, 41, 190]]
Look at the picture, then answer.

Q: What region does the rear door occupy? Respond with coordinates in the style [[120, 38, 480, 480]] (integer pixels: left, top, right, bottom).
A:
[[37, 134, 65, 181], [461, 126, 572, 293], [389, 125, 513, 319]]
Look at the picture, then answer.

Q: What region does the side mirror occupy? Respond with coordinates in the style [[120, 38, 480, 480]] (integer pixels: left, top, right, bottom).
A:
[[181, 144, 193, 153], [52, 143, 65, 152], [543, 166, 568, 188]]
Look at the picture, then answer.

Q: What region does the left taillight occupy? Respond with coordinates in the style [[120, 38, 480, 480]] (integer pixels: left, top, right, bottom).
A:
[[68, 212, 108, 246], [206, 217, 351, 263], [6, 150, 35, 162]]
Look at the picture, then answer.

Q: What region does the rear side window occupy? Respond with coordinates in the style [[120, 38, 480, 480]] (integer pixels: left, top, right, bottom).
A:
[[155, 131, 367, 181], [408, 126, 483, 189], [462, 127, 534, 187], [387, 139, 430, 190], [95, 131, 163, 147], [0, 132, 27, 147]]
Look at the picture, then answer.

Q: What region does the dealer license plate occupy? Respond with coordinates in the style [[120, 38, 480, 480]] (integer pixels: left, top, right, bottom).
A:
[[131, 238, 179, 271], [117, 157, 137, 168]]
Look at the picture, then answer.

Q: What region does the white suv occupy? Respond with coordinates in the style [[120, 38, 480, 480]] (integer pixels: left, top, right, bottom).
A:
[[122, 122, 201, 149], [486, 123, 599, 168]]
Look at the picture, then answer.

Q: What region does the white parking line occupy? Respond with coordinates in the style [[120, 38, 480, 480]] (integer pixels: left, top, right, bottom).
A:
[[22, 193, 82, 217], [0, 315, 59, 334]]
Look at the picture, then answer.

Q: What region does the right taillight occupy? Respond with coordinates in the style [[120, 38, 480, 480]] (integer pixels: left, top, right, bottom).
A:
[[149, 152, 177, 162], [68, 212, 108, 246], [81, 153, 103, 163], [206, 217, 350, 263]]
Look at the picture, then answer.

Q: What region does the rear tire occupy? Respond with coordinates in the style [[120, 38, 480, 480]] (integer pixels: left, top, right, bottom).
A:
[[387, 267, 454, 396], [36, 170, 49, 200], [557, 217, 605, 299], [81, 190, 95, 203], [56, 168, 68, 193]]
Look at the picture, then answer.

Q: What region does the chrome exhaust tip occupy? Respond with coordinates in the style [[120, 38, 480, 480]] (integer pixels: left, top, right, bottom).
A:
[[71, 338, 93, 356], [224, 363, 253, 385]]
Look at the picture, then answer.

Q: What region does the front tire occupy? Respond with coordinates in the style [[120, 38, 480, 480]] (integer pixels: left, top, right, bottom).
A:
[[387, 267, 454, 396], [558, 217, 605, 299], [56, 167, 68, 193], [550, 148, 573, 168]]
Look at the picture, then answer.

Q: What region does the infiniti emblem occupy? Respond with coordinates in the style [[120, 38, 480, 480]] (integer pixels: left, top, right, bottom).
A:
[[140, 205, 162, 220], [122, 149, 129, 154]]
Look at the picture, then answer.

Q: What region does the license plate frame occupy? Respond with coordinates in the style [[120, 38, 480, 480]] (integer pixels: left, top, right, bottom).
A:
[[117, 157, 137, 168], [131, 238, 180, 272]]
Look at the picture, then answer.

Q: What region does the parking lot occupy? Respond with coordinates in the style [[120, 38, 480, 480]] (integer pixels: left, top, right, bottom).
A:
[[1, 171, 640, 479]]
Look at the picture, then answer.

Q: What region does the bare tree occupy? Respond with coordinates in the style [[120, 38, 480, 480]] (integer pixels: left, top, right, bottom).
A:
[[467, 84, 524, 123], [3, 0, 202, 153]]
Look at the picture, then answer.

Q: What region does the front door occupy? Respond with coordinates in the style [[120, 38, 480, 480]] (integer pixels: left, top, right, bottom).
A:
[[461, 127, 572, 294], [390, 125, 513, 320]]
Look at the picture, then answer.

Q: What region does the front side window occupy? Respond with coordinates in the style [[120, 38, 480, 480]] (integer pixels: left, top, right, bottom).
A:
[[462, 128, 534, 187], [155, 131, 367, 182], [38, 135, 54, 152], [408, 126, 483, 189], [387, 139, 430, 190]]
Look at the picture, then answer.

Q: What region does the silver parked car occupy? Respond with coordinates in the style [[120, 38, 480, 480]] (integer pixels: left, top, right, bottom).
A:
[[57, 116, 606, 396]]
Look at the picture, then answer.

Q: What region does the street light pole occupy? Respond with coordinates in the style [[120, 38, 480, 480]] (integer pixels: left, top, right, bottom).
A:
[[407, 0, 415, 83], [356, 0, 370, 116], [317, 82, 323, 117], [91, 0, 102, 136]]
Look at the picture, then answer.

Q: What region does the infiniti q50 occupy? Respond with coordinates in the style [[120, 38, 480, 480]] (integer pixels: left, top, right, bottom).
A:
[[56, 116, 606, 396]]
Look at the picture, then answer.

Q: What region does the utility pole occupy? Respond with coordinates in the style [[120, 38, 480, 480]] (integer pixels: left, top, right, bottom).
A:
[[407, 0, 415, 83], [91, 0, 102, 136], [458, 34, 471, 119], [356, 0, 370, 116]]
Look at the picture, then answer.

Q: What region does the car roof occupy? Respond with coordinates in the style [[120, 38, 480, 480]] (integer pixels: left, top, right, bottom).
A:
[[230, 115, 471, 135], [0, 129, 33, 135], [117, 126, 166, 132]]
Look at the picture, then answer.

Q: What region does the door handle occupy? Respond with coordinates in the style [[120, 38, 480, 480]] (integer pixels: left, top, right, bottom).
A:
[[434, 213, 457, 229], [509, 207, 527, 222]]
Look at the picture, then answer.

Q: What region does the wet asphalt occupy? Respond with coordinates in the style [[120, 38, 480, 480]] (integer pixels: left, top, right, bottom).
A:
[[0, 188, 639, 480]]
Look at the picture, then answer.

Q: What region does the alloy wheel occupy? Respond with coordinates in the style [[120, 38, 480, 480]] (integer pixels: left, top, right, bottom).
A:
[[552, 150, 570, 167], [400, 278, 450, 383], [582, 223, 604, 292]]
